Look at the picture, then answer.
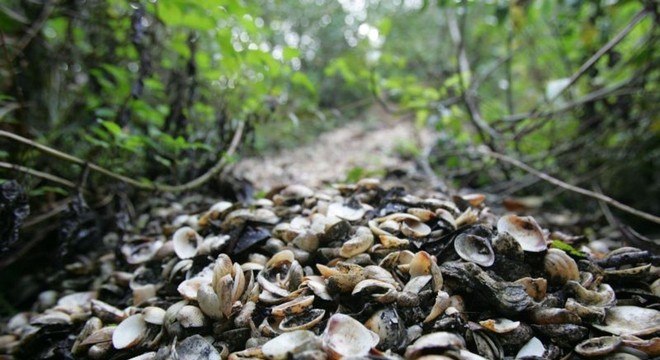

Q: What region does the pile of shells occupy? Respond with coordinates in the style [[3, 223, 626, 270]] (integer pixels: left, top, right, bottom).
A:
[[0, 179, 658, 359]]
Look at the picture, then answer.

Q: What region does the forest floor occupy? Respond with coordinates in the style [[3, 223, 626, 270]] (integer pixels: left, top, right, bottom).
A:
[[233, 105, 439, 192]]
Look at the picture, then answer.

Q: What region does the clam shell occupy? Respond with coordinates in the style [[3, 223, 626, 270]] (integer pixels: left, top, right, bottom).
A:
[[544, 248, 579, 285], [574, 336, 622, 357], [496, 215, 547, 252], [172, 227, 203, 259], [262, 330, 320, 360], [454, 233, 495, 267], [177, 305, 207, 328], [404, 332, 465, 359], [112, 314, 146, 349], [592, 306, 660, 336], [197, 284, 223, 319], [401, 219, 432, 238], [322, 313, 379, 359], [327, 202, 365, 221], [143, 306, 166, 325], [339, 226, 373, 258]]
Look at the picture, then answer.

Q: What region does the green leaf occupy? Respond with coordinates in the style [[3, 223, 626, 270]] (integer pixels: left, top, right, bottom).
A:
[[550, 240, 587, 258], [345, 167, 365, 183], [291, 72, 316, 95], [100, 120, 123, 137], [29, 186, 69, 197]]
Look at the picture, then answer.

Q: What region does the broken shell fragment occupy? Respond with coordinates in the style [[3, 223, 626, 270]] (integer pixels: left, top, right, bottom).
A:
[[514, 277, 547, 301], [479, 318, 520, 334], [271, 295, 315, 317], [515, 337, 545, 358], [176, 335, 221, 360], [279, 308, 325, 331]]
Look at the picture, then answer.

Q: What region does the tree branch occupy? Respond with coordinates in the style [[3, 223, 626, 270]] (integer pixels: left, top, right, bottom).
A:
[[476, 146, 660, 224], [446, 6, 500, 144], [0, 120, 244, 193], [0, 161, 77, 189], [512, 9, 649, 139]]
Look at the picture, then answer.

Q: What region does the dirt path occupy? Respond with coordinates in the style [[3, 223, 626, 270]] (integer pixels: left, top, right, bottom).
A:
[[233, 106, 438, 191]]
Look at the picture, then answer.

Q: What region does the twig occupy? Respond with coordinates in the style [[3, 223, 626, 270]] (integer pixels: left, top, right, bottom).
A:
[[446, 6, 500, 143], [496, 78, 637, 124], [513, 8, 649, 139], [0, 161, 77, 189], [593, 183, 619, 228], [543, 9, 648, 108], [477, 146, 660, 224], [0, 121, 245, 193], [22, 198, 71, 228]]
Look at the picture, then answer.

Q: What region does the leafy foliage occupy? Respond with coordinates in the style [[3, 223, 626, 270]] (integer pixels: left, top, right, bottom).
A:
[[0, 0, 657, 227]]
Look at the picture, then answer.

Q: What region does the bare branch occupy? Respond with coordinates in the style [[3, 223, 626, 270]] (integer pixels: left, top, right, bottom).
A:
[[0, 120, 245, 193], [477, 146, 660, 224], [446, 6, 500, 143], [511, 9, 649, 139], [0, 161, 77, 189]]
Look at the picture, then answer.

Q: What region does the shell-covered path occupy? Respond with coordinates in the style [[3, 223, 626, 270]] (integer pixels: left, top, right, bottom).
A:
[[233, 106, 437, 191]]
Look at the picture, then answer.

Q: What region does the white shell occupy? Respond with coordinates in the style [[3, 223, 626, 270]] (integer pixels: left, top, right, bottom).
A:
[[177, 305, 207, 328], [454, 233, 495, 267], [479, 318, 520, 333], [339, 227, 373, 258], [112, 314, 147, 349], [322, 313, 379, 359], [592, 306, 660, 336], [143, 307, 166, 325], [262, 330, 319, 360], [401, 219, 432, 238], [497, 215, 547, 252], [515, 337, 545, 359], [327, 202, 366, 221], [405, 332, 466, 358], [172, 227, 203, 259]]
